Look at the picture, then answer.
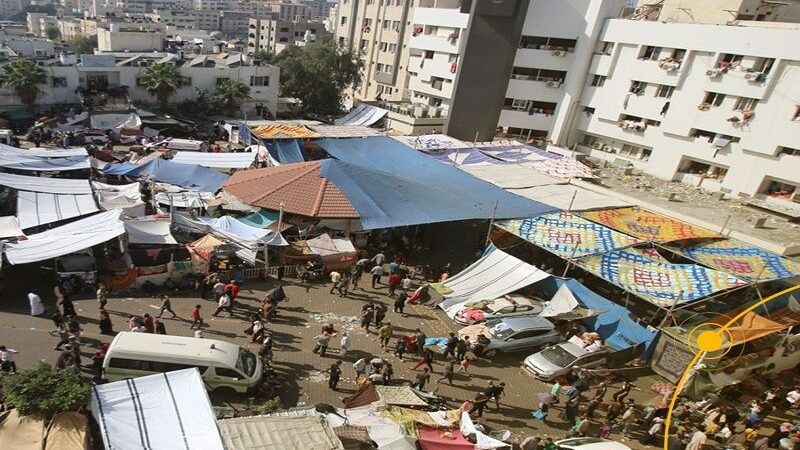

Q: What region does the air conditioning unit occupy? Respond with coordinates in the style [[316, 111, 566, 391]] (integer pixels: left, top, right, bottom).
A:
[[610, 147, 621, 153], [706, 69, 721, 77], [744, 73, 755, 80], [602, 145, 611, 152], [552, 50, 565, 57], [634, 124, 646, 131], [592, 141, 604, 150], [545, 80, 561, 88], [617, 121, 626, 128]]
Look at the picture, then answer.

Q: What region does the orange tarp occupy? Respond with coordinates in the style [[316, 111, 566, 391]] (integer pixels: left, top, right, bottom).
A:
[[708, 311, 788, 346], [581, 207, 719, 242], [251, 123, 321, 139]]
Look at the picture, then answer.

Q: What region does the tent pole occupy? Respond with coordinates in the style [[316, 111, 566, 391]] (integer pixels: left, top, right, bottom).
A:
[[277, 202, 284, 233], [658, 290, 683, 329], [566, 189, 578, 213], [484, 201, 498, 248], [169, 193, 174, 224], [720, 215, 732, 236], [561, 236, 582, 278]]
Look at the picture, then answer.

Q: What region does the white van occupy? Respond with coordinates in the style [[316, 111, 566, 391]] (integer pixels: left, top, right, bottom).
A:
[[103, 332, 263, 394]]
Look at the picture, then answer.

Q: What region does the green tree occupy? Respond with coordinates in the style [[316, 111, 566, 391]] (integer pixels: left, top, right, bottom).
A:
[[72, 35, 97, 55], [275, 39, 364, 115], [252, 49, 275, 64], [0, 364, 91, 417], [0, 59, 47, 111], [138, 62, 182, 111], [44, 24, 60, 40], [214, 79, 251, 117]]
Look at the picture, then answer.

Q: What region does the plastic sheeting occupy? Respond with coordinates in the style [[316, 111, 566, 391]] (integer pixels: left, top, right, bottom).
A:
[[459, 164, 562, 188], [459, 411, 509, 450], [44, 412, 88, 450], [90, 112, 142, 130], [172, 151, 257, 169], [666, 238, 800, 281], [154, 191, 214, 208], [318, 137, 555, 229], [102, 161, 140, 175], [392, 134, 469, 151], [0, 153, 89, 171], [417, 427, 474, 450], [0, 216, 22, 237], [17, 191, 99, 229], [122, 158, 229, 192], [124, 216, 177, 245], [574, 247, 746, 306], [310, 124, 385, 138], [251, 123, 321, 139], [218, 414, 344, 450], [530, 157, 597, 180], [92, 182, 144, 216], [239, 210, 278, 228], [0, 172, 92, 194], [436, 245, 551, 312], [174, 214, 288, 249], [307, 233, 356, 256], [0, 144, 87, 157], [478, 146, 560, 164], [426, 148, 508, 166], [264, 139, 305, 164], [496, 213, 640, 258], [335, 103, 389, 126], [0, 409, 46, 450], [90, 368, 224, 450], [508, 185, 631, 211], [4, 210, 124, 265]]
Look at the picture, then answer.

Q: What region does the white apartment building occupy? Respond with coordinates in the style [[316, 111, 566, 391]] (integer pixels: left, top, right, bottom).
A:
[[267, 1, 310, 21], [0, 0, 22, 20], [335, 0, 413, 102], [573, 19, 800, 199], [118, 0, 192, 14], [247, 17, 327, 54], [149, 9, 220, 31], [0, 52, 279, 116], [636, 0, 800, 24]]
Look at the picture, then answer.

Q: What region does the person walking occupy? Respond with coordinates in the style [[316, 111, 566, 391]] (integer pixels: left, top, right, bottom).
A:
[[370, 264, 384, 288], [328, 360, 343, 390], [28, 289, 46, 317], [224, 280, 239, 310], [372, 251, 386, 266], [155, 319, 167, 334], [437, 360, 455, 385], [338, 273, 350, 297], [411, 348, 434, 371], [212, 280, 226, 299], [0, 346, 18, 372], [313, 332, 332, 356], [388, 272, 401, 296], [393, 337, 407, 359], [457, 356, 472, 374], [329, 270, 342, 294], [612, 380, 633, 403], [156, 294, 177, 318], [486, 382, 505, 409], [373, 304, 386, 327], [339, 332, 351, 358], [618, 400, 636, 435], [469, 393, 491, 418], [96, 285, 108, 310], [379, 322, 393, 350], [59, 293, 76, 318], [360, 305, 373, 331], [443, 332, 458, 359], [413, 367, 431, 390], [413, 329, 427, 354], [393, 293, 406, 315], [99, 310, 113, 335], [212, 293, 233, 317], [401, 274, 412, 297], [455, 336, 469, 361], [190, 304, 203, 329], [353, 357, 367, 382]]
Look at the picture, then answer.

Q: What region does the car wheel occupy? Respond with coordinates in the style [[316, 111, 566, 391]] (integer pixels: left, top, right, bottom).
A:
[[484, 349, 499, 358], [213, 386, 237, 397]]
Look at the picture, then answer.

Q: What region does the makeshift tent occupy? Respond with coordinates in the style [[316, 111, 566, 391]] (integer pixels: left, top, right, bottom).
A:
[[335, 103, 388, 126], [574, 247, 746, 306], [0, 172, 92, 194], [0, 410, 46, 450], [343, 383, 381, 409], [92, 182, 145, 216], [0, 144, 87, 157], [307, 233, 356, 255], [391, 134, 469, 151], [124, 216, 177, 244], [264, 139, 305, 163], [666, 238, 800, 281], [4, 210, 125, 265], [171, 151, 257, 169], [318, 137, 555, 229], [508, 185, 631, 211], [459, 411, 509, 450], [539, 283, 603, 321], [0, 153, 90, 171], [530, 157, 597, 180], [218, 414, 345, 450], [102, 161, 140, 175], [706, 310, 792, 347], [457, 164, 561, 188], [90, 369, 224, 450], [310, 124, 385, 138], [417, 427, 474, 450], [250, 123, 321, 139], [478, 146, 559, 164], [436, 245, 551, 313], [17, 190, 99, 229], [239, 210, 279, 228], [426, 148, 508, 166], [154, 191, 214, 209], [461, 139, 525, 148], [374, 385, 429, 407], [0, 216, 22, 237], [223, 161, 360, 219], [496, 213, 640, 259], [90, 112, 141, 130], [122, 158, 229, 192], [581, 207, 719, 242], [173, 214, 288, 249], [44, 412, 88, 450]]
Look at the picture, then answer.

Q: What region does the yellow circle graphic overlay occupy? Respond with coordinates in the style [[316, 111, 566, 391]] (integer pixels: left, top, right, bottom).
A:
[[695, 330, 722, 352]]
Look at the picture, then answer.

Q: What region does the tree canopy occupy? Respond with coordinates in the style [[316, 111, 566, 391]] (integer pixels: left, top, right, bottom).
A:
[[0, 60, 47, 111], [44, 24, 60, 40], [214, 79, 251, 117], [73, 35, 97, 55], [275, 39, 363, 115], [138, 62, 182, 111], [1, 364, 91, 417]]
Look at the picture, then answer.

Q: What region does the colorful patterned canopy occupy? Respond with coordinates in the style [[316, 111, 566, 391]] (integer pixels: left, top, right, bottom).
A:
[[425, 148, 509, 166], [478, 146, 560, 164], [574, 247, 746, 306], [251, 123, 321, 139], [530, 157, 597, 180], [496, 212, 640, 258], [667, 238, 800, 281], [581, 207, 719, 242]]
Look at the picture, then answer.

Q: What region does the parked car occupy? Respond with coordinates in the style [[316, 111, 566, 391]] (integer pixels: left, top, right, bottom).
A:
[[82, 130, 137, 145], [554, 437, 632, 450], [523, 341, 611, 381], [452, 294, 544, 325], [457, 316, 560, 358]]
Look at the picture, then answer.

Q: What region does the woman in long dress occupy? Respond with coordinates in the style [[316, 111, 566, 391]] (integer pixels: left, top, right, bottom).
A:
[[28, 290, 46, 316]]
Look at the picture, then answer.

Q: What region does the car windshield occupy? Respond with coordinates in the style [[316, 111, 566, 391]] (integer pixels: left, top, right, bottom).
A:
[[541, 345, 577, 367], [487, 321, 516, 340], [236, 348, 257, 377]]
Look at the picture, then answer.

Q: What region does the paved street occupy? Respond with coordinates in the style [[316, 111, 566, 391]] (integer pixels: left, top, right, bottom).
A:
[[0, 267, 671, 449]]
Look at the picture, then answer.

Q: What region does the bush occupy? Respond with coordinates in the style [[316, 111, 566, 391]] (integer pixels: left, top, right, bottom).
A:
[[253, 396, 283, 415], [1, 364, 91, 417]]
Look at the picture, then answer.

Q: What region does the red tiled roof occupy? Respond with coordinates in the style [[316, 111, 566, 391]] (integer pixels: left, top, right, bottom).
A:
[[223, 161, 359, 219]]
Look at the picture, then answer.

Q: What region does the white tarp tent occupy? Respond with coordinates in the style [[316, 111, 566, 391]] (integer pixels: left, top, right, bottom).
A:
[[0, 172, 92, 194], [92, 181, 145, 216], [154, 191, 215, 209], [0, 152, 89, 171], [459, 411, 509, 449], [4, 210, 125, 265], [173, 214, 288, 248], [90, 368, 224, 450], [540, 284, 579, 317], [90, 112, 142, 130], [0, 144, 87, 157], [459, 164, 563, 189], [335, 103, 388, 126], [17, 190, 99, 229], [307, 233, 357, 256], [0, 216, 22, 238], [437, 246, 550, 313], [218, 414, 344, 450], [124, 216, 177, 245], [172, 151, 257, 170], [508, 184, 630, 211]]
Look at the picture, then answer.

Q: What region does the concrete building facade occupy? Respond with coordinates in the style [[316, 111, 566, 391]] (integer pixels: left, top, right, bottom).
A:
[[247, 17, 327, 54], [636, 0, 800, 24]]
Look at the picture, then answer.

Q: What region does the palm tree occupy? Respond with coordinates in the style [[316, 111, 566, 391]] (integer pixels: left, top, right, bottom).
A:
[[0, 60, 47, 112], [214, 79, 252, 117], [138, 62, 181, 111]]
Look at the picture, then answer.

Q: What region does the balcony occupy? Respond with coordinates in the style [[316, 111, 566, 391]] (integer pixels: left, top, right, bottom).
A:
[[514, 47, 573, 71], [588, 53, 613, 77], [412, 5, 468, 28], [498, 109, 556, 131], [505, 78, 563, 102], [409, 33, 460, 55], [630, 58, 681, 85], [702, 69, 770, 99]]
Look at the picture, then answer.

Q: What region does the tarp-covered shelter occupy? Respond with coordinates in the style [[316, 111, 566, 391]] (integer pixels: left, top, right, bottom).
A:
[[311, 124, 385, 138], [154, 191, 214, 209], [374, 385, 429, 407], [417, 427, 474, 450], [90, 368, 224, 450], [574, 247, 746, 307], [477, 146, 559, 164], [171, 151, 257, 169], [223, 161, 360, 219], [102, 161, 140, 175], [0, 216, 22, 238], [90, 112, 141, 130], [318, 137, 555, 229], [435, 245, 551, 313], [666, 238, 800, 281], [92, 182, 145, 216], [250, 123, 321, 139], [44, 412, 89, 450], [0, 409, 46, 450], [0, 173, 99, 229], [115, 158, 229, 192], [174, 214, 288, 248], [0, 144, 89, 172], [335, 103, 388, 126], [529, 157, 597, 180], [0, 144, 87, 158], [124, 216, 177, 245], [707, 310, 791, 346], [456, 164, 560, 188], [391, 134, 469, 151], [507, 185, 631, 212], [426, 148, 509, 166], [218, 414, 345, 450], [496, 213, 640, 259], [264, 139, 305, 164], [0, 172, 91, 194], [239, 210, 279, 228], [4, 210, 125, 265], [581, 207, 719, 242]]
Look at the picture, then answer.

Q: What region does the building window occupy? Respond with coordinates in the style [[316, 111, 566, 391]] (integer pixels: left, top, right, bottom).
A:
[[380, 42, 388, 51], [279, 37, 288, 42], [388, 43, 397, 52], [280, 27, 289, 32], [734, 97, 758, 111], [655, 85, 674, 98], [363, 18, 372, 27], [629, 81, 647, 94], [384, 65, 393, 73], [778, 146, 800, 157], [215, 77, 230, 85], [704, 92, 726, 107], [598, 41, 613, 55], [376, 63, 384, 72], [179, 76, 192, 87], [392, 20, 401, 30], [340, 16, 347, 26], [793, 106, 800, 122], [590, 75, 605, 87], [382, 20, 389, 30], [640, 45, 661, 60], [52, 77, 67, 87], [250, 75, 269, 86]]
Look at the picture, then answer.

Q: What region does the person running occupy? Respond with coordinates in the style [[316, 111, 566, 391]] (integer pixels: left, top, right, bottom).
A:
[[212, 280, 226, 299], [388, 272, 401, 296], [313, 332, 332, 356], [329, 270, 341, 294], [370, 264, 384, 288], [353, 357, 367, 382], [393, 337, 407, 359], [436, 360, 455, 385], [212, 293, 233, 317], [360, 305, 373, 331], [371, 251, 386, 266], [443, 332, 458, 359], [96, 285, 108, 310], [413, 367, 431, 390], [328, 360, 342, 390], [224, 280, 239, 309], [455, 336, 469, 361], [99, 310, 113, 335], [337, 273, 350, 297], [156, 294, 176, 318], [413, 329, 427, 354], [411, 348, 434, 371], [486, 382, 505, 409], [612, 380, 633, 403], [393, 293, 406, 315], [189, 304, 203, 329], [400, 274, 412, 297], [339, 332, 351, 358], [379, 322, 393, 350], [469, 393, 491, 418], [0, 346, 18, 372], [373, 304, 386, 327]]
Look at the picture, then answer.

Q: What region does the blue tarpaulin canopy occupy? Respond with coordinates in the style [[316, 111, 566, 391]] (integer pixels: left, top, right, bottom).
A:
[[238, 210, 279, 228], [110, 158, 229, 192], [102, 161, 140, 175], [264, 139, 305, 164], [317, 137, 555, 229], [534, 277, 657, 352]]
